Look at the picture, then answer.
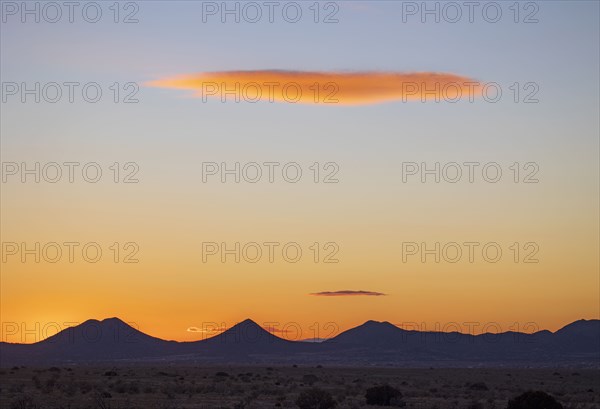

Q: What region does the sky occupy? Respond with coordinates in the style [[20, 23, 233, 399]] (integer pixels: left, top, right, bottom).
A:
[[1, 1, 599, 343]]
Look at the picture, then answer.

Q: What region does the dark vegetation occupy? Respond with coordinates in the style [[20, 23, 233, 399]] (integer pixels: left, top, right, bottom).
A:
[[0, 366, 596, 408]]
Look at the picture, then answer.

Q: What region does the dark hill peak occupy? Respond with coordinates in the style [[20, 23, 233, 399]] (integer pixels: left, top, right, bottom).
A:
[[556, 319, 599, 333], [236, 318, 262, 327], [72, 317, 141, 333], [362, 320, 398, 328], [101, 317, 129, 324], [220, 319, 275, 338], [201, 318, 293, 352]]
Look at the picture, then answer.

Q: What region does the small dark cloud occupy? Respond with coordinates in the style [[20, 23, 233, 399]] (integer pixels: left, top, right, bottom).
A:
[[310, 290, 387, 297]]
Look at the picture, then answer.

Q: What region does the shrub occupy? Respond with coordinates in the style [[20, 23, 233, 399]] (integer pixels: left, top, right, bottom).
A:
[[302, 374, 320, 385], [127, 382, 140, 394], [296, 388, 336, 409], [93, 390, 111, 409], [466, 401, 484, 409], [468, 382, 489, 391], [31, 375, 41, 389], [42, 378, 56, 393], [507, 391, 563, 409], [79, 381, 93, 394], [10, 397, 38, 409], [365, 384, 402, 406]]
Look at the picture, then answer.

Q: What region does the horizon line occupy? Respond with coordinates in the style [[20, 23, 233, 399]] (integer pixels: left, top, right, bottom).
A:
[[2, 316, 598, 346]]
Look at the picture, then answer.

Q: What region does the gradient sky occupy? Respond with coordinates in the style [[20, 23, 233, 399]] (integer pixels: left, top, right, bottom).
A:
[[1, 1, 599, 342]]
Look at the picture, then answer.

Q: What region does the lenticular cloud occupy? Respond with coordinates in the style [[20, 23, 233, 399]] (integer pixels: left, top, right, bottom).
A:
[[310, 290, 387, 297], [148, 70, 482, 105]]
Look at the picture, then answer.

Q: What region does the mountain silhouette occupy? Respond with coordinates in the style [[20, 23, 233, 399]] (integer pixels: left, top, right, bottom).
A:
[[552, 319, 600, 353], [326, 320, 408, 347], [1, 318, 598, 367], [195, 319, 306, 355], [0, 318, 181, 365]]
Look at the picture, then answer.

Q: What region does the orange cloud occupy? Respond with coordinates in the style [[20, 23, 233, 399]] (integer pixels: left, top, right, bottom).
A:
[[310, 290, 387, 297], [264, 326, 292, 334], [147, 70, 482, 105], [186, 326, 226, 334]]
